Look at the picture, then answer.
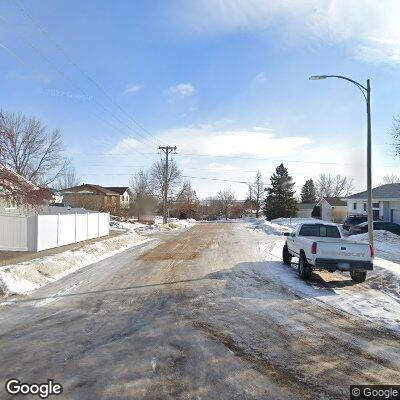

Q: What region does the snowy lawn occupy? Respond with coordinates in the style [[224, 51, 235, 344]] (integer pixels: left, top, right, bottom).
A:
[[0, 218, 196, 297], [247, 218, 400, 332], [271, 217, 321, 229], [351, 230, 400, 262]]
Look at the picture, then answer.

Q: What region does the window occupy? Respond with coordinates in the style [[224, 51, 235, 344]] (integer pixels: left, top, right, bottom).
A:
[[299, 224, 341, 238], [373, 202, 380, 208], [363, 203, 367, 212], [353, 202, 357, 210]]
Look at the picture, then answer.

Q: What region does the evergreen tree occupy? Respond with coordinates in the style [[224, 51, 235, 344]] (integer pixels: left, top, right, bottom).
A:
[[300, 179, 317, 203], [263, 163, 298, 220]]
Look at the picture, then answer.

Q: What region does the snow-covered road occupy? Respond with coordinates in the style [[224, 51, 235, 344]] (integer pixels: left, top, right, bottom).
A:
[[0, 222, 399, 399]]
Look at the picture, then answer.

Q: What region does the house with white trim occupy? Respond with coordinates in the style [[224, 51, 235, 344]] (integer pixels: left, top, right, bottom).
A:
[[342, 183, 400, 223]]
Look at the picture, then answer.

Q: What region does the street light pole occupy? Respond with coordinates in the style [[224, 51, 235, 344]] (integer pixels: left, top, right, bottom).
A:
[[366, 79, 374, 246], [309, 75, 374, 248]]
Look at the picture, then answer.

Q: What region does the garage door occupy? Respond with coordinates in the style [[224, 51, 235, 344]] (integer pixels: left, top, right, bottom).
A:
[[392, 210, 400, 224]]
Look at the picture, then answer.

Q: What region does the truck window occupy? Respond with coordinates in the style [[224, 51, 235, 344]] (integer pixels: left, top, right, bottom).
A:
[[299, 224, 341, 238]]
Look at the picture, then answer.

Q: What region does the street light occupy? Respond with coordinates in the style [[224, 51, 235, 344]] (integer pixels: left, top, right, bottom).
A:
[[309, 74, 374, 248]]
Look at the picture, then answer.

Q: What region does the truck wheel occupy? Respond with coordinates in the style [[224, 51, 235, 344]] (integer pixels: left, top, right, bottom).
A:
[[298, 254, 312, 280], [282, 244, 292, 265], [350, 271, 367, 283]]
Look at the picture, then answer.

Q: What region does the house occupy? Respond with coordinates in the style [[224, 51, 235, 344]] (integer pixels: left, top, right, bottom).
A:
[[318, 197, 347, 223], [0, 163, 50, 214], [104, 187, 133, 209], [296, 203, 315, 218], [343, 183, 400, 223], [61, 184, 120, 212], [61, 184, 134, 214]]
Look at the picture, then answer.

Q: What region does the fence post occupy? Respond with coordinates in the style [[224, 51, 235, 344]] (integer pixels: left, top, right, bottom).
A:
[[75, 213, 77, 243], [35, 214, 39, 252], [57, 213, 60, 247]]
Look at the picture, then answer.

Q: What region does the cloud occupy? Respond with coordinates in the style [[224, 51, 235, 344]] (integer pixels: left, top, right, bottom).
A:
[[123, 83, 143, 95], [254, 72, 266, 82], [168, 83, 196, 97], [106, 122, 372, 198], [108, 123, 311, 158], [168, 0, 400, 65], [106, 137, 143, 154]]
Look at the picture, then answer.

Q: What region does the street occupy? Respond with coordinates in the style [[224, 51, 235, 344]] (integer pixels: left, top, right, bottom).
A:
[[1, 222, 399, 399]]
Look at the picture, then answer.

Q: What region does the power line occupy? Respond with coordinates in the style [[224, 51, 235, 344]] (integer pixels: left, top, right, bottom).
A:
[[79, 172, 257, 185], [14, 0, 165, 148], [78, 163, 269, 173], [1, 14, 157, 152], [82, 151, 352, 166], [174, 152, 351, 166], [0, 18, 155, 162]]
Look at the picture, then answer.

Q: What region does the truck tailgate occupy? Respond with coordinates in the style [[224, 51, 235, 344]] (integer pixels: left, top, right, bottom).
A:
[[316, 240, 370, 261]]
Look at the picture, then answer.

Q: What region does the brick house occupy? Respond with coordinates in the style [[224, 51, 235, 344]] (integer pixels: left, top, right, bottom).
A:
[[61, 184, 120, 213]]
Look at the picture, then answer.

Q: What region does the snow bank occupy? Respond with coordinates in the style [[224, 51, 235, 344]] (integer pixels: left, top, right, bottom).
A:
[[247, 218, 292, 235], [351, 230, 400, 262], [111, 218, 196, 234], [271, 217, 320, 230], [0, 218, 197, 297], [0, 231, 151, 297], [256, 239, 400, 332]]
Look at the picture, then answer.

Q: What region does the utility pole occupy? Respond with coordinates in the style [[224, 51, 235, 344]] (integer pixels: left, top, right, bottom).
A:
[[159, 146, 177, 224]]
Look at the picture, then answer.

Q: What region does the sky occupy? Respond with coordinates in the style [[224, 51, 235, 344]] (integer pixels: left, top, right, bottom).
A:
[[1, 0, 400, 199]]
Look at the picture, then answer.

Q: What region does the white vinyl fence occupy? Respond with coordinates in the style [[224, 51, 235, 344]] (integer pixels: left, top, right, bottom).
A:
[[0, 212, 109, 252]]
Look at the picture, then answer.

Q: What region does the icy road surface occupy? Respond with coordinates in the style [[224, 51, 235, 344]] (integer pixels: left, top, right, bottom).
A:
[[0, 222, 399, 399]]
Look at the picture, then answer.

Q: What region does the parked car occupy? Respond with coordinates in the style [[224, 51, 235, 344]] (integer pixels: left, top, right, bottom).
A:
[[349, 221, 400, 236], [342, 215, 368, 232], [283, 222, 374, 283]]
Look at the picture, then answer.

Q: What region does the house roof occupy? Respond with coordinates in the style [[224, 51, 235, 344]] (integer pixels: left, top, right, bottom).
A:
[[323, 197, 346, 207], [297, 203, 315, 210], [104, 186, 130, 195], [0, 163, 37, 189], [61, 184, 119, 196], [344, 183, 400, 200]]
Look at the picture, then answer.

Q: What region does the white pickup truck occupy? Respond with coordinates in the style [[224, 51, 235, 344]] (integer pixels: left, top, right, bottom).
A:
[[282, 221, 374, 283]]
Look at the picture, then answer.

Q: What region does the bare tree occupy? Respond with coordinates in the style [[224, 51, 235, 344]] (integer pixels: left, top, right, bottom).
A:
[[217, 188, 236, 220], [172, 180, 199, 219], [249, 170, 264, 218], [316, 174, 354, 199], [130, 169, 155, 221], [150, 159, 182, 200], [55, 166, 81, 190], [380, 174, 400, 185], [201, 197, 221, 221], [392, 115, 400, 155], [0, 111, 69, 185]]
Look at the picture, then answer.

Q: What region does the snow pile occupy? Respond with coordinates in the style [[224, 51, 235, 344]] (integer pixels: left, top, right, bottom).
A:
[[247, 218, 292, 236], [153, 217, 196, 232], [256, 239, 400, 332], [350, 230, 400, 262], [0, 231, 151, 297], [110, 220, 144, 233], [271, 217, 320, 230], [111, 218, 196, 235]]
